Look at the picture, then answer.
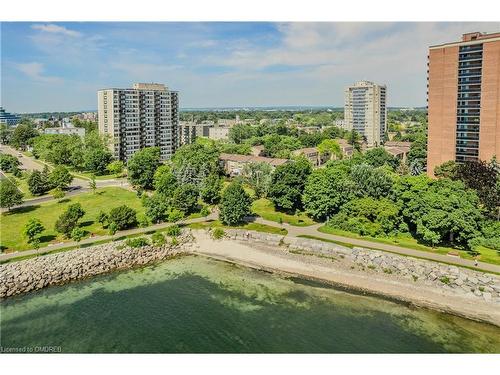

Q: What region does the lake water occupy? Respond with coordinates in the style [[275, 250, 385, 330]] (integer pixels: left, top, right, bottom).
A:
[[1, 255, 499, 353]]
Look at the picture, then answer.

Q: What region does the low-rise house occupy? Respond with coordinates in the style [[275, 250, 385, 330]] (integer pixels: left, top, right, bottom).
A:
[[384, 141, 411, 162], [337, 139, 355, 158], [292, 147, 329, 166], [219, 153, 288, 176]]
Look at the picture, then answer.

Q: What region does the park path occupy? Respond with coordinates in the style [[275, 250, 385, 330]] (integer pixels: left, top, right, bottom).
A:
[[249, 217, 500, 274], [0, 212, 218, 261]]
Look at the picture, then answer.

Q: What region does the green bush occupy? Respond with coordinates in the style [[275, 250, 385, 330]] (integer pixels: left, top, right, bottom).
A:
[[125, 237, 150, 248], [211, 227, 225, 240], [166, 224, 181, 237], [108, 222, 118, 235], [108, 205, 137, 230], [151, 232, 166, 246], [200, 205, 211, 217]]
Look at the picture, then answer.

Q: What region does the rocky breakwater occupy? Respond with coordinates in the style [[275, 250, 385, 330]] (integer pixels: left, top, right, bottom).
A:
[[224, 230, 500, 305], [0, 232, 193, 299]]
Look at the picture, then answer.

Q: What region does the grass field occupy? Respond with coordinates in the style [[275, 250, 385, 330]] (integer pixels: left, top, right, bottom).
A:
[[4, 173, 35, 199], [186, 220, 288, 235], [1, 187, 145, 252], [251, 198, 316, 226], [318, 225, 500, 266], [68, 168, 126, 181]]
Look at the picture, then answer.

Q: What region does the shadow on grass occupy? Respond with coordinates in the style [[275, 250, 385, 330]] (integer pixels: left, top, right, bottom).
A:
[[38, 234, 57, 243], [57, 198, 71, 204], [79, 220, 95, 228], [7, 205, 40, 214]]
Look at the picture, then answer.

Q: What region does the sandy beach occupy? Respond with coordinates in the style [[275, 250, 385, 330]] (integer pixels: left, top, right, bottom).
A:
[[188, 230, 500, 327]]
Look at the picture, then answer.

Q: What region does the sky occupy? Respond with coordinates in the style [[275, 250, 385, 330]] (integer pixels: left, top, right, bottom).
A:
[[1, 22, 500, 113]]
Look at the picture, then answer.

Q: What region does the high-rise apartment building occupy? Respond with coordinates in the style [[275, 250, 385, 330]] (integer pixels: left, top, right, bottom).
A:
[[344, 81, 387, 147], [427, 31, 500, 176], [97, 83, 179, 162]]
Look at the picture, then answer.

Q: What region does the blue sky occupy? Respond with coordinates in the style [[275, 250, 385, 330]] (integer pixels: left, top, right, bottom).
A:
[[1, 22, 499, 112]]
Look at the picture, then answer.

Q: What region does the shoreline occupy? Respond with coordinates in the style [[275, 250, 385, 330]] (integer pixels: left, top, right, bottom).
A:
[[1, 229, 499, 327], [187, 231, 500, 327]]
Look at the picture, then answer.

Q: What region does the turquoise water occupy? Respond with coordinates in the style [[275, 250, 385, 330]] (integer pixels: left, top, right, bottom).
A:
[[1, 256, 500, 353]]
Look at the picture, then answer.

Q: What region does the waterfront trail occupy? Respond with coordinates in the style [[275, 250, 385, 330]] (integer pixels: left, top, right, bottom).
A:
[[2, 209, 500, 274]]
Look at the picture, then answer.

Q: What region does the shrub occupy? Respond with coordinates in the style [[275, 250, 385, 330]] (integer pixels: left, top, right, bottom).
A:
[[138, 214, 151, 228], [166, 224, 181, 237], [439, 276, 450, 285], [151, 232, 166, 246], [211, 227, 225, 240], [167, 208, 184, 223], [108, 205, 137, 230], [71, 227, 86, 242], [98, 210, 109, 227], [108, 222, 118, 235], [55, 203, 85, 237], [200, 205, 210, 217], [125, 237, 150, 248]]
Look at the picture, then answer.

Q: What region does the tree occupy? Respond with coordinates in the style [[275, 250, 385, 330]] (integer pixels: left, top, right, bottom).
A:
[[0, 123, 12, 144], [455, 159, 499, 219], [407, 134, 427, 169], [143, 193, 169, 223], [51, 187, 65, 200], [0, 179, 23, 210], [153, 165, 178, 198], [171, 141, 220, 186], [329, 197, 403, 237], [363, 147, 399, 169], [350, 163, 394, 199], [97, 210, 109, 227], [347, 130, 362, 152], [28, 170, 50, 195], [200, 173, 222, 204], [398, 177, 482, 248], [89, 175, 97, 194], [229, 124, 256, 144], [267, 157, 312, 212], [127, 147, 161, 190], [70, 227, 86, 242], [84, 148, 112, 175], [219, 181, 251, 225], [49, 165, 73, 189], [10, 122, 38, 150], [434, 160, 458, 179], [108, 205, 137, 230], [172, 184, 199, 214], [55, 203, 85, 237], [0, 154, 21, 173], [106, 160, 124, 175], [317, 139, 342, 160], [303, 165, 354, 221], [243, 162, 273, 198]]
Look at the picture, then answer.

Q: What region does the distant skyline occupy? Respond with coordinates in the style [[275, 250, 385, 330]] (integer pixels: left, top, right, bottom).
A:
[[1, 22, 499, 112]]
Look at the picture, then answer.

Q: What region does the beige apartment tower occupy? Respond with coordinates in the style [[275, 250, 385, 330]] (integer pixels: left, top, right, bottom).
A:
[[97, 83, 179, 162], [344, 80, 387, 147], [427, 32, 500, 176]]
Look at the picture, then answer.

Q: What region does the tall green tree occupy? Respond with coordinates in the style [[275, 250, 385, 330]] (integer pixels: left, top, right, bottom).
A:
[[200, 173, 222, 204], [153, 165, 178, 198], [243, 162, 273, 198], [23, 218, 45, 244], [49, 165, 73, 189], [171, 141, 220, 186], [108, 205, 137, 230], [172, 184, 199, 214], [268, 157, 312, 212], [28, 170, 50, 195], [0, 179, 23, 210], [127, 147, 161, 190], [303, 164, 354, 221], [350, 163, 395, 199], [84, 148, 112, 175], [363, 147, 399, 169], [219, 181, 251, 225], [10, 122, 38, 150], [55, 203, 85, 237]]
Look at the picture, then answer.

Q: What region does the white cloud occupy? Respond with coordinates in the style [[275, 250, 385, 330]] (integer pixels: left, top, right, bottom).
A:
[[31, 23, 82, 37], [16, 62, 62, 83]]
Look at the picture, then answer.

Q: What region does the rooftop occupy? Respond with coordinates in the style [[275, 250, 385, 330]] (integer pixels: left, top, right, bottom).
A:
[[430, 31, 500, 49], [219, 153, 289, 166]]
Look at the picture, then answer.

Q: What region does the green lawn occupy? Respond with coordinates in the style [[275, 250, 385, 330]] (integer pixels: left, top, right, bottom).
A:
[[4, 173, 35, 199], [1, 187, 145, 252], [318, 225, 500, 266], [68, 168, 126, 181], [186, 220, 288, 235], [251, 198, 316, 226]]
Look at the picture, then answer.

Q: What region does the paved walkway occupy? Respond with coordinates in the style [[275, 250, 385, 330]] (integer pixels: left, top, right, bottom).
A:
[[0, 212, 218, 261], [2, 208, 499, 274], [248, 217, 500, 274]]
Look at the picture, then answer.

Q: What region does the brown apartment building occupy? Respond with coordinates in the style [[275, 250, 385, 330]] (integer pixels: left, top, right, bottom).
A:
[[427, 31, 500, 176]]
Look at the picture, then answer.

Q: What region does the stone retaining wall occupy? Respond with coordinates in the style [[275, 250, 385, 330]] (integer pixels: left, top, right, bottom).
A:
[[225, 230, 500, 304], [0, 233, 193, 299]]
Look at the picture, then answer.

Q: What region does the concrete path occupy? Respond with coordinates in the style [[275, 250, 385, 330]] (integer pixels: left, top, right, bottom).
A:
[[248, 216, 500, 274], [0, 212, 218, 261]]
